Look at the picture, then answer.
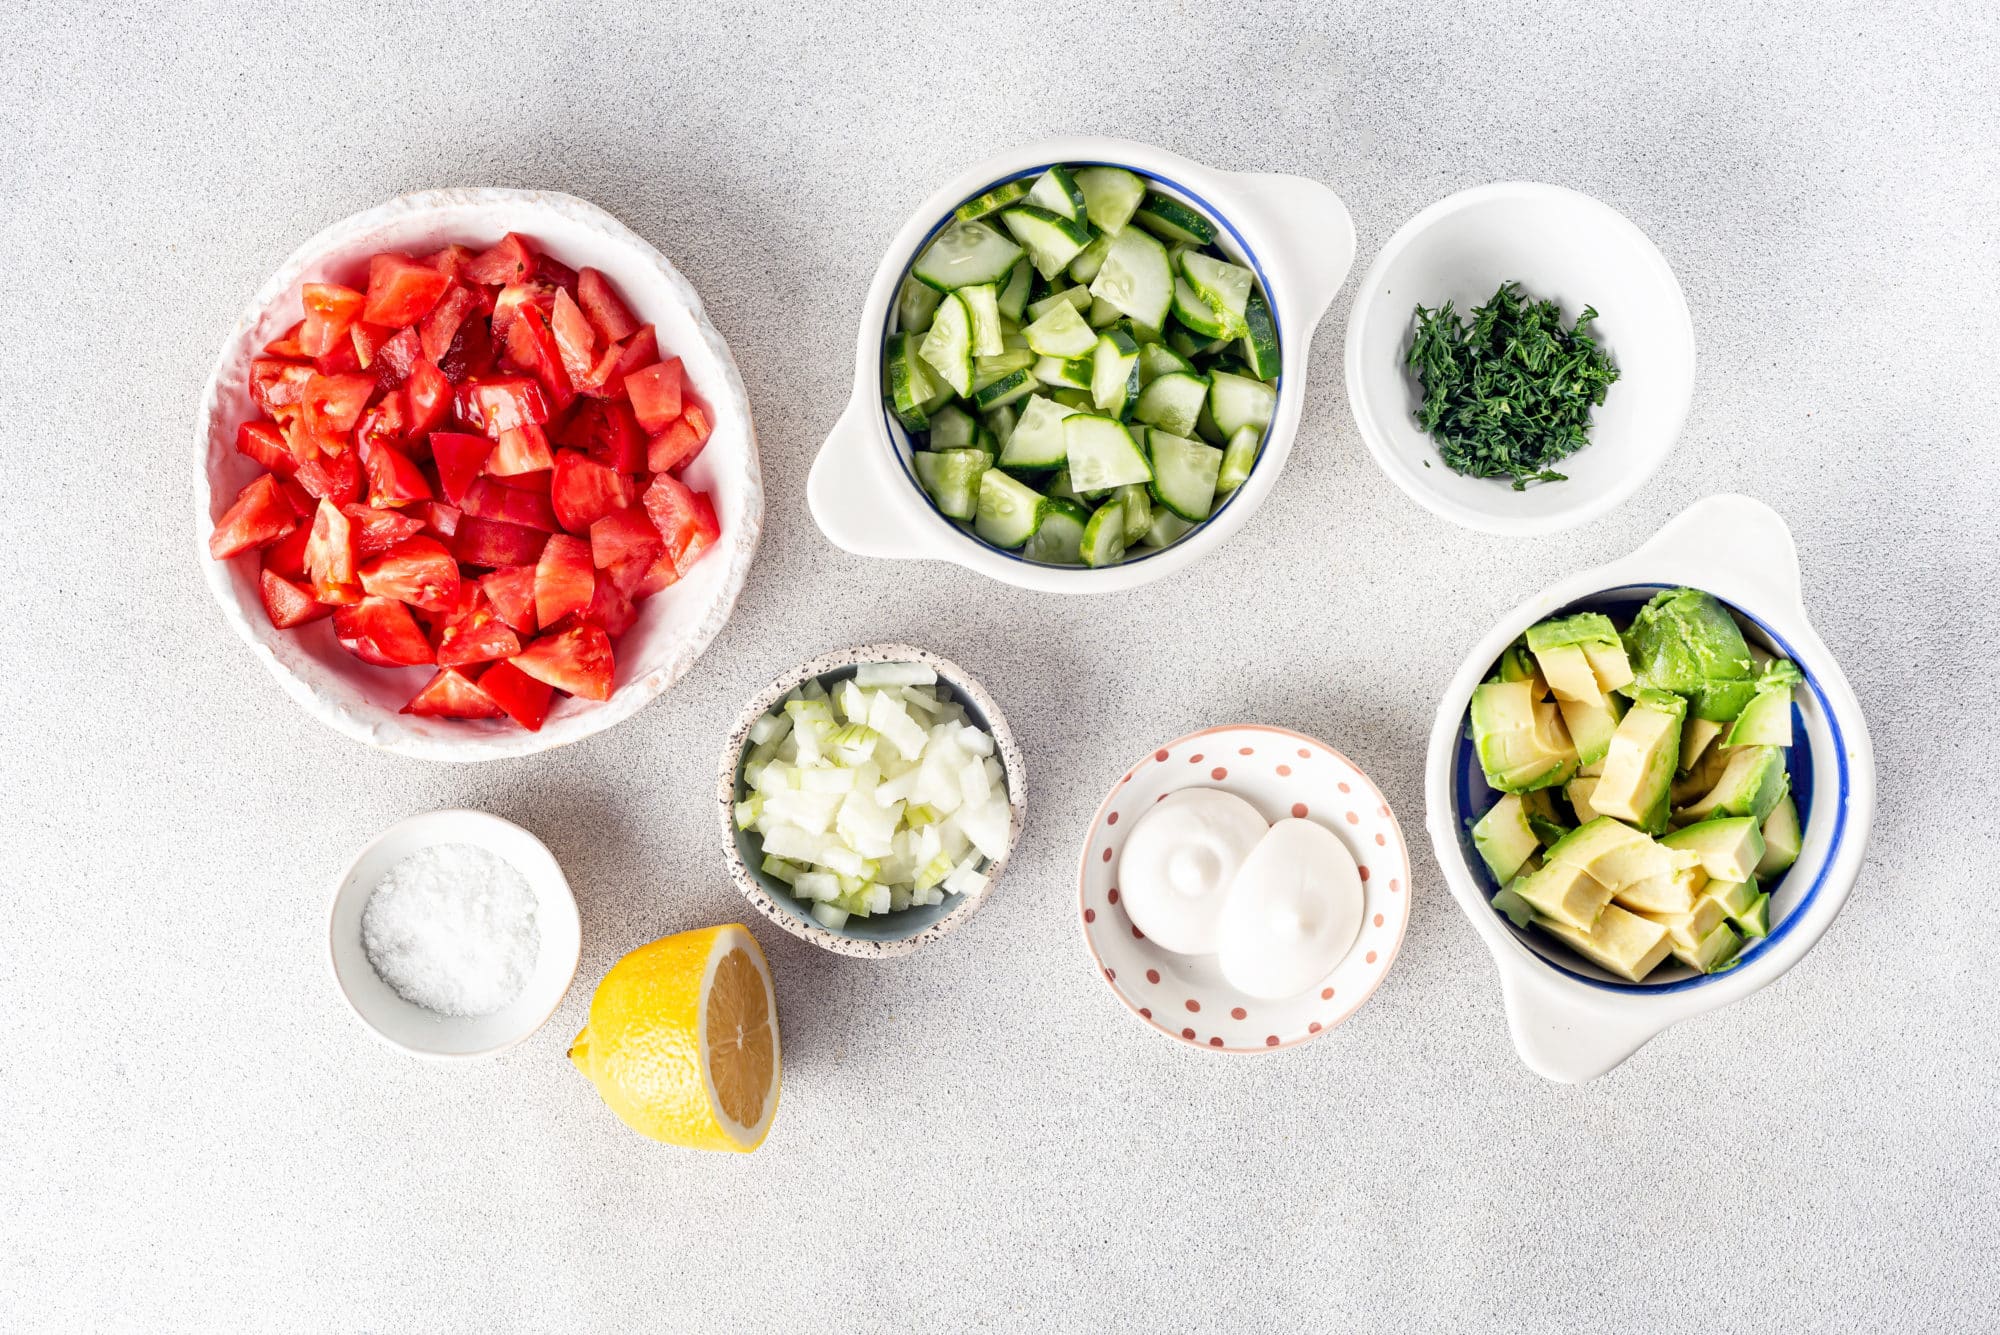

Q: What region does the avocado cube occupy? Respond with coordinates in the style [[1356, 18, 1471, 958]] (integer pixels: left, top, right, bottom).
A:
[[1544, 816, 1697, 891], [1534, 902, 1672, 982], [1735, 891, 1773, 937], [1614, 864, 1707, 916], [1533, 642, 1604, 704], [1661, 816, 1768, 883], [1632, 894, 1726, 951], [1677, 746, 1789, 826], [1755, 794, 1802, 880], [1491, 882, 1537, 929], [1590, 688, 1687, 833], [1472, 794, 1540, 884], [1525, 611, 1637, 696], [1625, 588, 1760, 722], [1679, 716, 1724, 774], [1672, 742, 1731, 807], [1497, 642, 1548, 697], [1702, 878, 1760, 920], [1672, 920, 1744, 973], [1513, 859, 1615, 931], [1471, 680, 1579, 794], [1559, 691, 1627, 768], [1725, 661, 1802, 748], [1565, 775, 1606, 825]]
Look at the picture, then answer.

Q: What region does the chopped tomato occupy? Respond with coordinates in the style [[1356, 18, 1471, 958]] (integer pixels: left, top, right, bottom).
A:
[[549, 288, 597, 384], [370, 326, 424, 384], [333, 596, 434, 667], [452, 516, 548, 569], [341, 503, 426, 556], [435, 589, 523, 667], [551, 449, 637, 532], [403, 360, 452, 439], [209, 474, 299, 558], [294, 450, 363, 507], [462, 477, 558, 532], [349, 320, 396, 369], [533, 252, 579, 294], [581, 570, 638, 636], [439, 316, 496, 385], [359, 536, 460, 611], [264, 322, 310, 359], [260, 568, 333, 629], [300, 283, 365, 358], [674, 491, 721, 576], [645, 416, 704, 474], [491, 466, 552, 495], [250, 358, 315, 415], [363, 253, 451, 326], [590, 507, 663, 570], [419, 282, 484, 364], [630, 545, 683, 599], [413, 500, 460, 541], [358, 437, 431, 509], [478, 659, 554, 730], [486, 423, 554, 475], [237, 421, 296, 477], [429, 431, 495, 504], [641, 472, 704, 556], [577, 267, 640, 344], [424, 244, 478, 281], [465, 233, 536, 287], [607, 326, 659, 393], [354, 393, 409, 458], [563, 399, 648, 473], [457, 376, 550, 436], [511, 623, 614, 701], [502, 307, 575, 411], [264, 523, 312, 579], [312, 336, 364, 377], [300, 372, 375, 439], [625, 360, 684, 434], [478, 566, 539, 634], [534, 533, 596, 628], [304, 498, 362, 604], [490, 282, 555, 343], [402, 667, 505, 719], [682, 403, 712, 446]]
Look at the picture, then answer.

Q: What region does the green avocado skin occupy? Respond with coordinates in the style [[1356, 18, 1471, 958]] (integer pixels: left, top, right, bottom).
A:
[[1625, 588, 1756, 721]]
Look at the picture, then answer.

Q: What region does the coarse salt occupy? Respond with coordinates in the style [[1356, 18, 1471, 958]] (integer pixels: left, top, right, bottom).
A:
[[361, 843, 540, 1017]]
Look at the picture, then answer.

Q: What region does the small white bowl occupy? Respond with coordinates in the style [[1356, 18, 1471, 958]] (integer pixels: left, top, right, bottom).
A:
[[1425, 496, 1877, 1082], [1344, 182, 1694, 536], [327, 809, 582, 1059], [809, 137, 1355, 594], [194, 188, 763, 761]]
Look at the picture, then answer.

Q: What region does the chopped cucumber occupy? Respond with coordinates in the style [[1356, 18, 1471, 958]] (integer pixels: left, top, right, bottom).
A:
[[1171, 276, 1227, 339], [927, 403, 976, 449], [980, 403, 1019, 447], [1032, 354, 1092, 391], [955, 178, 1033, 221], [1240, 291, 1279, 379], [1074, 166, 1146, 235], [1026, 285, 1092, 322], [1067, 230, 1114, 284], [897, 278, 943, 335], [1137, 342, 1197, 387], [1179, 252, 1254, 339], [1000, 206, 1091, 280], [1145, 429, 1224, 521], [1087, 227, 1173, 331], [1080, 496, 1129, 566], [1064, 414, 1152, 493], [1142, 508, 1193, 548], [1086, 296, 1121, 329], [974, 469, 1048, 548], [917, 293, 974, 396], [1133, 192, 1217, 245], [1215, 424, 1260, 497], [996, 256, 1034, 323], [1026, 165, 1086, 221], [960, 283, 1004, 357], [1089, 328, 1141, 417], [913, 219, 1025, 291], [1208, 371, 1277, 438], [884, 333, 933, 431], [998, 394, 1078, 469], [971, 367, 1034, 410], [912, 448, 988, 521], [1022, 497, 1089, 565], [1049, 387, 1094, 411], [1132, 370, 1209, 438], [1023, 300, 1098, 358], [1114, 483, 1153, 543]]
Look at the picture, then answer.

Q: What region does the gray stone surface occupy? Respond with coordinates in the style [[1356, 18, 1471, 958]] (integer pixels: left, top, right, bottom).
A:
[[3, 2, 1996, 1330]]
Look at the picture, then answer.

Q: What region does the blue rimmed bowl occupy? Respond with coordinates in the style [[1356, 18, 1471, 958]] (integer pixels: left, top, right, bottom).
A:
[[807, 137, 1355, 594], [1425, 495, 1876, 1082]]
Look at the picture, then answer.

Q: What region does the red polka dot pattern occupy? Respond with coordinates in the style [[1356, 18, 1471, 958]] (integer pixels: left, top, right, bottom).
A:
[[1292, 803, 1308, 818], [1146, 968, 1160, 984], [1084, 908, 1095, 923], [1230, 1007, 1247, 1020], [1211, 767, 1228, 780]]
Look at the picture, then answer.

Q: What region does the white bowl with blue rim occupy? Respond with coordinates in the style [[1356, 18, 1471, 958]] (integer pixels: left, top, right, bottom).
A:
[[807, 137, 1355, 593], [1424, 495, 1876, 1082]]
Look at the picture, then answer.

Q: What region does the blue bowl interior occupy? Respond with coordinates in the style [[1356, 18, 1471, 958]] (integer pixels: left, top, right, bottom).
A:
[[1450, 584, 1850, 993], [881, 161, 1282, 567], [732, 666, 1003, 943]]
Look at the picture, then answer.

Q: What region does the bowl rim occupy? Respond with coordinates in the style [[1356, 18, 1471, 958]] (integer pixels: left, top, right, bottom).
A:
[[1342, 179, 1695, 537], [715, 643, 1027, 959], [1074, 722, 1413, 1054], [193, 186, 763, 762], [325, 807, 582, 1060]]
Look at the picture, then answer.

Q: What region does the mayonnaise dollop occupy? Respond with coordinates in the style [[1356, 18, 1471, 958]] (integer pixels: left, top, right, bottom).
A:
[[1117, 788, 1270, 954], [1215, 818, 1365, 1000]]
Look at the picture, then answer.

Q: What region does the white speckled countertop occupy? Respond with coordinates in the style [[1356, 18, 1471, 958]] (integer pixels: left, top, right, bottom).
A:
[[4, 3, 1996, 1330]]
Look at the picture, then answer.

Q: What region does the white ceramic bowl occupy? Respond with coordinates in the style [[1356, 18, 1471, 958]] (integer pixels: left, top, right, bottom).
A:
[[809, 137, 1355, 593], [194, 188, 762, 761], [1345, 182, 1694, 536], [1077, 725, 1412, 1053], [1426, 495, 1876, 1082], [327, 809, 582, 1060], [717, 644, 1027, 959]]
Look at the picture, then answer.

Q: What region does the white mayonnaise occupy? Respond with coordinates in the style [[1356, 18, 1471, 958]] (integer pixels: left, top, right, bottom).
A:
[[1215, 818, 1365, 999], [1116, 788, 1270, 954]]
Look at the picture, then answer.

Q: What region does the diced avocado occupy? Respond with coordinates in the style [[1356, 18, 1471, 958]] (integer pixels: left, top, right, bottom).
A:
[[1583, 639, 1636, 693], [1470, 680, 1579, 793], [1626, 588, 1759, 721], [1672, 920, 1743, 973], [1533, 642, 1604, 704], [1526, 611, 1635, 694], [1559, 691, 1627, 768], [1633, 894, 1725, 951], [1725, 660, 1802, 747], [1496, 641, 1547, 696], [1661, 817, 1767, 883], [1576, 757, 1604, 778], [1512, 860, 1615, 931], [1491, 882, 1536, 929], [1702, 878, 1759, 920], [1735, 891, 1772, 937], [1565, 774, 1606, 825], [1677, 745, 1788, 826], [1544, 816, 1696, 890], [1471, 794, 1540, 884], [1533, 903, 1672, 983], [1672, 742, 1731, 807], [1614, 864, 1706, 916], [1756, 794, 1802, 880], [1678, 716, 1723, 774], [1590, 687, 1687, 833]]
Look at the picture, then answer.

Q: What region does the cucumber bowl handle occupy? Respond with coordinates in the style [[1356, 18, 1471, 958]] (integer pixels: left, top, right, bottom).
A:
[[808, 394, 935, 562], [1227, 171, 1357, 333]]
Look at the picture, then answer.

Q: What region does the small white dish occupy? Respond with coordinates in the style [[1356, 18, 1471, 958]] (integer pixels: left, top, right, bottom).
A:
[[1344, 181, 1694, 536], [809, 137, 1355, 593], [194, 187, 763, 761], [1425, 496, 1876, 1082], [327, 809, 582, 1059]]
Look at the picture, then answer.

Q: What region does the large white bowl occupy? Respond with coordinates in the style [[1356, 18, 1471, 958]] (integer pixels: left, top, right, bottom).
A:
[[809, 137, 1355, 594], [1425, 496, 1876, 1082], [1345, 182, 1694, 536], [194, 188, 762, 761]]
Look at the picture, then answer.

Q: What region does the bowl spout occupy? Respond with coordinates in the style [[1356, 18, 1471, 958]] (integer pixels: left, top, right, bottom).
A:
[[1498, 961, 1672, 1084]]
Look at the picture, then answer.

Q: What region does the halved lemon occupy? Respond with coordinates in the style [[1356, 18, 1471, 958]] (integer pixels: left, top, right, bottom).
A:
[[568, 924, 780, 1152]]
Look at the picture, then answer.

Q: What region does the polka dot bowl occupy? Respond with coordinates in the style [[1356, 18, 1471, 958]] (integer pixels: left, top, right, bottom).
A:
[[1077, 725, 1412, 1053]]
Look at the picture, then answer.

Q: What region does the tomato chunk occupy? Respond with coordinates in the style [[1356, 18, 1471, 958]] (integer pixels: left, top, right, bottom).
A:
[[429, 431, 495, 505], [358, 535, 460, 612], [294, 449, 364, 507], [209, 474, 298, 559], [486, 423, 554, 476], [478, 566, 539, 635], [363, 253, 451, 326], [300, 372, 375, 440], [419, 282, 484, 364], [333, 596, 435, 667], [534, 533, 596, 628], [550, 449, 637, 533], [645, 416, 704, 475], [457, 376, 550, 436], [300, 283, 366, 358], [341, 503, 426, 556], [402, 667, 505, 719], [577, 267, 640, 344], [237, 421, 296, 477], [250, 358, 315, 415], [548, 288, 597, 385], [259, 568, 333, 629], [564, 399, 648, 473], [674, 491, 721, 576], [413, 500, 461, 542], [581, 570, 639, 637], [625, 360, 685, 434], [465, 233, 537, 287], [590, 507, 663, 571], [502, 306, 575, 411], [462, 477, 558, 532], [304, 498, 362, 604], [435, 590, 523, 667], [641, 472, 703, 557], [511, 623, 614, 701], [478, 659, 554, 730], [265, 322, 310, 359], [452, 516, 547, 569], [263, 524, 312, 580]]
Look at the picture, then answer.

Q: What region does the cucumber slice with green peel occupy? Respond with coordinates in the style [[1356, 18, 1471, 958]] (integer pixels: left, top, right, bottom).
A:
[[1000, 206, 1091, 280], [913, 219, 1025, 291], [1032, 354, 1093, 391], [1067, 230, 1113, 284], [1049, 387, 1093, 411], [1215, 424, 1260, 497], [884, 333, 934, 431], [1132, 370, 1210, 438], [960, 283, 1004, 357], [1240, 291, 1279, 379], [1208, 371, 1277, 439], [1086, 296, 1121, 329], [897, 278, 944, 335], [1193, 396, 1225, 445], [969, 424, 998, 456], [1089, 328, 1141, 416], [998, 394, 1079, 469], [1046, 468, 1080, 502], [1114, 483, 1153, 543], [911, 448, 988, 521], [1142, 507, 1193, 548], [1022, 497, 1089, 565], [1079, 496, 1129, 567], [973, 469, 1048, 548], [996, 256, 1034, 323], [1165, 325, 1205, 360], [1063, 413, 1153, 493], [1133, 193, 1217, 245], [1137, 342, 1197, 386], [955, 178, 1033, 221], [972, 348, 1034, 385], [1026, 284, 1092, 322], [1179, 252, 1254, 338], [927, 403, 977, 450], [917, 292, 974, 395], [1074, 166, 1146, 235], [1022, 300, 1098, 358], [1205, 353, 1252, 378], [981, 403, 1019, 448], [971, 367, 1034, 410], [1145, 428, 1224, 521], [1170, 276, 1227, 339], [1087, 226, 1173, 331], [1026, 165, 1086, 222]]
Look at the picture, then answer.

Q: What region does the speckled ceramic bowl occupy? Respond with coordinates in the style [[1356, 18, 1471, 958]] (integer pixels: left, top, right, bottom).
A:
[[1077, 725, 1413, 1053], [717, 644, 1027, 958]]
